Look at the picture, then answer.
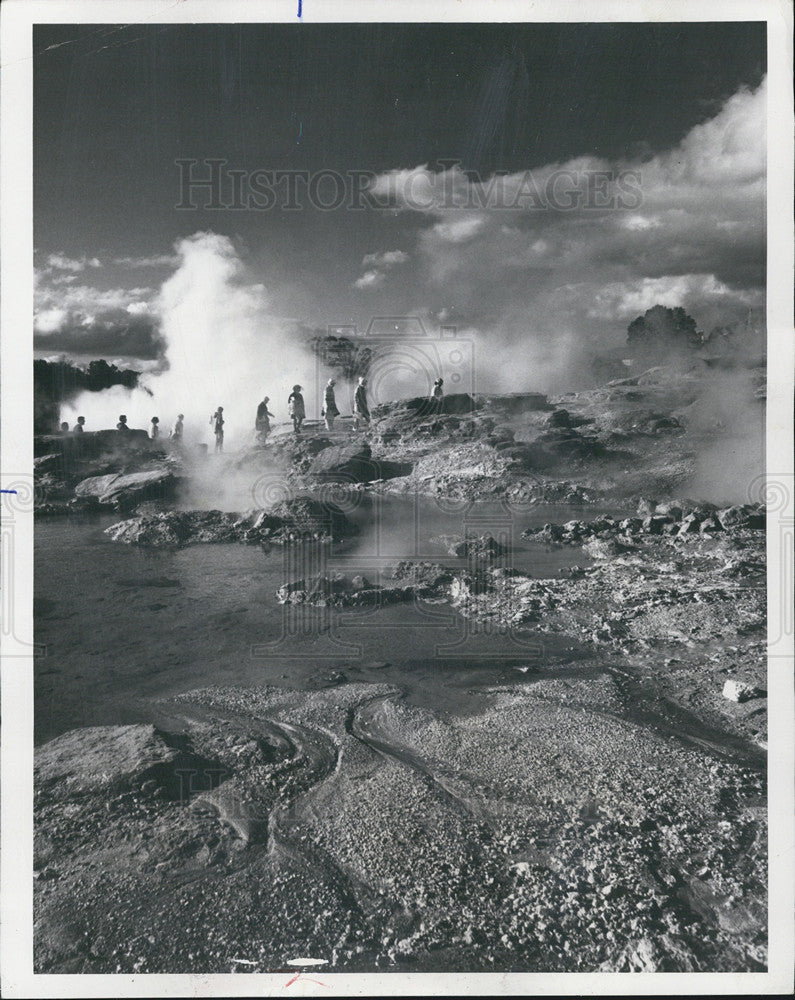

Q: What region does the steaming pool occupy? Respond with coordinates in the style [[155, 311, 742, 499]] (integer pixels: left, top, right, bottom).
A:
[[34, 496, 628, 744]]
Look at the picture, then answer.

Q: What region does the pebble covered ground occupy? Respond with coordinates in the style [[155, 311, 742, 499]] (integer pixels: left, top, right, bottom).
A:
[[34, 367, 768, 974], [35, 658, 766, 973]]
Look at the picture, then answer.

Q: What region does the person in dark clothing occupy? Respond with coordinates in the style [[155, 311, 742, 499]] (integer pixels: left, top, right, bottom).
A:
[[353, 376, 370, 431], [210, 407, 224, 452], [287, 385, 305, 434], [255, 396, 275, 442]]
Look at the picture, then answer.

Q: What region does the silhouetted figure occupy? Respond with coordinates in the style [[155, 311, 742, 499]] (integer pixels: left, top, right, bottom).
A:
[[170, 414, 184, 442], [210, 407, 224, 452], [322, 378, 339, 431], [116, 414, 130, 432], [73, 416, 85, 433], [288, 385, 305, 435], [255, 396, 275, 442], [353, 377, 370, 431], [149, 416, 160, 440]]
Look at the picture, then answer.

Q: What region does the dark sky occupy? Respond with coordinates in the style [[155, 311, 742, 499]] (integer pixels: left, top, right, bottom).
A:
[[34, 23, 764, 249], [32, 21, 766, 361]]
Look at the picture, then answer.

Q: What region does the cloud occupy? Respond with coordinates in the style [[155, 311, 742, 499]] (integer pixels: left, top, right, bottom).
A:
[[60, 232, 318, 446], [35, 281, 155, 318], [33, 315, 162, 360], [353, 269, 386, 290], [361, 250, 409, 268], [365, 76, 767, 390], [113, 254, 181, 268], [34, 264, 161, 356], [431, 215, 486, 244], [46, 253, 102, 271], [355, 248, 409, 290]]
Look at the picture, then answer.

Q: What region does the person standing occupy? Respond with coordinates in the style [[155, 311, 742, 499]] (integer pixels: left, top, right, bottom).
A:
[[149, 416, 160, 440], [170, 413, 184, 443], [353, 376, 370, 431], [287, 385, 305, 435], [322, 378, 340, 431], [255, 396, 275, 443], [210, 406, 225, 452]]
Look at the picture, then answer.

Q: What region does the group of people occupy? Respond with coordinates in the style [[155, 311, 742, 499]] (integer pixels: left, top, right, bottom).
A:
[[59, 416, 86, 433], [59, 374, 444, 451], [115, 412, 184, 441], [255, 376, 373, 440]]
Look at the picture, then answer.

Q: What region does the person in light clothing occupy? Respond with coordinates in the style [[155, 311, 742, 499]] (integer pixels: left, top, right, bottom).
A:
[[322, 378, 340, 431]]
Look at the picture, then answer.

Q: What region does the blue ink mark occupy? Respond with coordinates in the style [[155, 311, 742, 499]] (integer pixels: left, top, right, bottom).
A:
[[0, 489, 18, 494], [297, 121, 302, 144]]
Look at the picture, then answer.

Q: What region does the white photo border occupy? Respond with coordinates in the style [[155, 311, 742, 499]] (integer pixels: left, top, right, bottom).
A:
[[2, 1, 792, 996]]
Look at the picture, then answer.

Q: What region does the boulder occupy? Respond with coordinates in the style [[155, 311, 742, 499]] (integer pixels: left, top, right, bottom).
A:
[[655, 502, 684, 520], [546, 408, 571, 428], [35, 724, 216, 801], [105, 509, 240, 547], [277, 573, 424, 607], [434, 533, 508, 559], [413, 392, 478, 416], [34, 429, 154, 461], [106, 500, 358, 547], [722, 679, 762, 703], [642, 514, 673, 535], [267, 497, 358, 540], [309, 442, 377, 482], [582, 537, 635, 559], [74, 468, 177, 510], [482, 392, 552, 414], [677, 513, 702, 535]]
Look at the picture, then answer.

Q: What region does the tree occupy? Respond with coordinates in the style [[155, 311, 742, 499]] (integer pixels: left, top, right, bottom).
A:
[[627, 305, 702, 350], [311, 334, 373, 383]]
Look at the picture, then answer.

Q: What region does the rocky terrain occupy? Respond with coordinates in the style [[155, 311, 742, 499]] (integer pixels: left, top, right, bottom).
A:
[[34, 360, 768, 974]]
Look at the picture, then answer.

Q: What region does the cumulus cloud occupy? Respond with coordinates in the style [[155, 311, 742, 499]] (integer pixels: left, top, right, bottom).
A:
[[355, 248, 409, 290], [365, 76, 767, 391], [34, 262, 161, 357], [361, 250, 409, 268], [46, 253, 102, 271], [354, 269, 386, 290], [113, 254, 181, 268]]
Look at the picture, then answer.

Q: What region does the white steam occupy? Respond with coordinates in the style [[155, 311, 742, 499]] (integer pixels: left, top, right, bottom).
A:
[[61, 233, 317, 445]]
